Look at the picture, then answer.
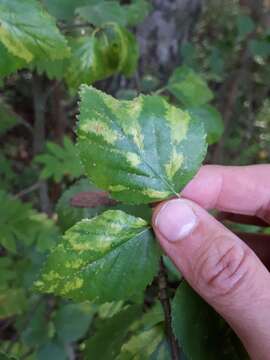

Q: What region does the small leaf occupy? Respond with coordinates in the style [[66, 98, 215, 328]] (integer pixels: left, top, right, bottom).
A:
[[35, 136, 83, 182], [249, 39, 270, 58], [66, 26, 138, 90], [117, 326, 163, 360], [84, 305, 141, 360], [236, 14, 255, 40], [0, 0, 70, 62], [167, 65, 214, 107], [172, 281, 249, 360], [187, 105, 224, 145], [77, 86, 207, 204], [35, 210, 160, 303], [0, 100, 20, 135]]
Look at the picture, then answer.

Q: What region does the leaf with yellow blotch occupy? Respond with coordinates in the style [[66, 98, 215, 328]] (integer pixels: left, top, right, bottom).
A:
[[77, 85, 207, 204], [35, 210, 160, 303]]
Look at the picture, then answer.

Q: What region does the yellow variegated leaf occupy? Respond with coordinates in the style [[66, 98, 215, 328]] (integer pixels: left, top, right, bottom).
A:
[[35, 210, 160, 303], [77, 85, 207, 204]]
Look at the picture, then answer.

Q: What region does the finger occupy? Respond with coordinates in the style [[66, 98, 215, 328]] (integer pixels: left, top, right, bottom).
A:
[[181, 164, 270, 223], [152, 198, 270, 360]]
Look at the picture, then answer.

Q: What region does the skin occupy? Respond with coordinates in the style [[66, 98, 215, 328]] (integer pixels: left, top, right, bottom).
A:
[[152, 165, 270, 360]]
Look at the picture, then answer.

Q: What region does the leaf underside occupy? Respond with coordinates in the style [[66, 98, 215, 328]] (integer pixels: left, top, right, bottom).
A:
[[77, 85, 207, 204]]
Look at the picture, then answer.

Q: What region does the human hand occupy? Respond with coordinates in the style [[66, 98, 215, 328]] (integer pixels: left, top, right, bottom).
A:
[[152, 165, 270, 360]]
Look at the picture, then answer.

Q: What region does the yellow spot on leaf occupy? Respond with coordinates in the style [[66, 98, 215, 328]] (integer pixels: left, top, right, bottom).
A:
[[142, 188, 171, 199], [109, 185, 128, 192], [61, 278, 84, 295], [165, 151, 184, 179], [81, 120, 118, 144], [165, 104, 190, 143], [126, 152, 141, 167]]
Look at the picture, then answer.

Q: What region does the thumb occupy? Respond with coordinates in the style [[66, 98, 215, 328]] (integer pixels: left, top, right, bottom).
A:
[[152, 198, 270, 359]]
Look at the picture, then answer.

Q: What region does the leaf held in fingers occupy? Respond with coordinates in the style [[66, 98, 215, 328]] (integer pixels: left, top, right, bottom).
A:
[[35, 210, 160, 303], [77, 85, 207, 204]]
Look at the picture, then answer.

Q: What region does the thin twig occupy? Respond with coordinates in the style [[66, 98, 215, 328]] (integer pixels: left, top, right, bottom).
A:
[[158, 257, 180, 360], [14, 182, 41, 198]]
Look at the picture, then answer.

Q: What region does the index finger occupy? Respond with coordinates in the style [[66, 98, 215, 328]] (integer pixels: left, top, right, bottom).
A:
[[181, 164, 270, 223]]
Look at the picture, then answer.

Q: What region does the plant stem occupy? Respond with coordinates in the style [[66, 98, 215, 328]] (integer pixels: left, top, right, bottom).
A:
[[158, 257, 180, 360], [32, 73, 51, 215]]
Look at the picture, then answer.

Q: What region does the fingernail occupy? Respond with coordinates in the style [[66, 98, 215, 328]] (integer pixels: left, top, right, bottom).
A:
[[155, 199, 198, 242]]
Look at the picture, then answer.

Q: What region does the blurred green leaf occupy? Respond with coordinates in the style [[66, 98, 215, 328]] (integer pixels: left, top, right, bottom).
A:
[[54, 302, 94, 342], [0, 101, 20, 135], [21, 303, 51, 347], [236, 14, 255, 40], [42, 0, 87, 21], [172, 281, 249, 360], [0, 190, 59, 252], [249, 39, 270, 58], [36, 341, 67, 360], [76, 0, 150, 27], [167, 66, 214, 107], [66, 26, 138, 90], [85, 305, 141, 359], [36, 210, 160, 303], [187, 105, 224, 145], [0, 0, 70, 62], [35, 136, 84, 182], [116, 326, 163, 360], [0, 288, 27, 319]]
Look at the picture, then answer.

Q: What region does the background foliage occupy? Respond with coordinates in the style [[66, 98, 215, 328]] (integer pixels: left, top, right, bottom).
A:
[[0, 0, 269, 359]]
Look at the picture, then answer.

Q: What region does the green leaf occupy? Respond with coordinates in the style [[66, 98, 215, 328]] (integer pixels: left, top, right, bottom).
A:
[[35, 136, 84, 182], [236, 14, 255, 40], [124, 0, 151, 26], [42, 0, 87, 21], [0, 0, 70, 62], [84, 305, 141, 359], [187, 105, 224, 145], [167, 66, 214, 107], [0, 154, 16, 191], [66, 26, 138, 90], [0, 353, 17, 360], [117, 326, 163, 360], [249, 39, 270, 58], [0, 100, 20, 135], [76, 0, 150, 27], [0, 190, 59, 252], [0, 288, 27, 319], [36, 341, 67, 360], [0, 42, 25, 78], [172, 282, 249, 360], [65, 35, 113, 90], [21, 302, 51, 347], [77, 86, 207, 204], [35, 210, 160, 303], [54, 302, 94, 342], [76, 2, 128, 27]]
